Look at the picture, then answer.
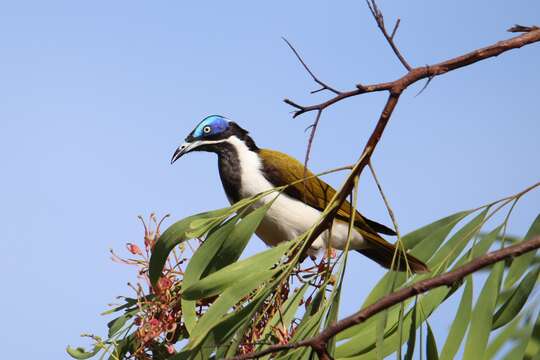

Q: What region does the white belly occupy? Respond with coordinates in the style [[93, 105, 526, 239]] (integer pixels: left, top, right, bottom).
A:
[[225, 137, 365, 253], [254, 192, 366, 253]]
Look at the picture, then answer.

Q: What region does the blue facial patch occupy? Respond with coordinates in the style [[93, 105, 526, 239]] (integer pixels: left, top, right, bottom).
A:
[[192, 115, 229, 138]]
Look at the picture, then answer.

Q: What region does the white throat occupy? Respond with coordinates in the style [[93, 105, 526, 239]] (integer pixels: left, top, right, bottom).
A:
[[223, 136, 273, 200]]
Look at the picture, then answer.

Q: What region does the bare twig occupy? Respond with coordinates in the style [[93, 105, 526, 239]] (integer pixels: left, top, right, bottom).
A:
[[366, 0, 412, 71], [368, 161, 400, 237], [229, 236, 540, 360], [302, 109, 322, 176], [284, 26, 540, 118], [282, 37, 341, 95]]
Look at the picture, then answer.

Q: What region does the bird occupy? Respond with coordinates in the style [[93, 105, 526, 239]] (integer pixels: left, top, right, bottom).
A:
[[171, 115, 428, 273]]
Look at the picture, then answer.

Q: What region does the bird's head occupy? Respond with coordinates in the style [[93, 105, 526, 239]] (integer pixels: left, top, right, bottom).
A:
[[171, 115, 257, 164]]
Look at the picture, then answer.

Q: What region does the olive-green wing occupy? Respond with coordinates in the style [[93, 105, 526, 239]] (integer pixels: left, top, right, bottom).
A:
[[258, 149, 396, 236]]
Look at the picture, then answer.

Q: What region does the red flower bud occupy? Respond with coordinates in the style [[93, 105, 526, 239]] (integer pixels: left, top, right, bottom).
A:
[[126, 243, 142, 255]]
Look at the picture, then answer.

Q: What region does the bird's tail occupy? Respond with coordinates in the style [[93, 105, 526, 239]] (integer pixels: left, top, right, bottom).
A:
[[357, 237, 429, 273]]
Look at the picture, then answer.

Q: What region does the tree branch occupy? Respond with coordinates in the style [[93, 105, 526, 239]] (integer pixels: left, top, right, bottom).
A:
[[229, 236, 540, 360], [284, 26, 540, 118]]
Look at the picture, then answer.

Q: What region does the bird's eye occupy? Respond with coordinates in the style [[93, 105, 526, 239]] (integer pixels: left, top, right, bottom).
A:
[[203, 126, 212, 134]]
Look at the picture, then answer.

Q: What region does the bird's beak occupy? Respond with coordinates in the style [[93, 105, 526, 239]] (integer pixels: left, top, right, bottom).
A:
[[171, 141, 198, 164]]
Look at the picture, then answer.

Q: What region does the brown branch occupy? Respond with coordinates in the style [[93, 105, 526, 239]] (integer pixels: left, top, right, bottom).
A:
[[229, 236, 540, 360], [284, 26, 540, 118], [366, 0, 412, 71]]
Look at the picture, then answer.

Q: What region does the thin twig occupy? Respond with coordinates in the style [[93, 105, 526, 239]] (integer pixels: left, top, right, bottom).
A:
[[366, 0, 412, 71], [282, 37, 341, 95], [368, 162, 400, 237], [302, 109, 322, 175]]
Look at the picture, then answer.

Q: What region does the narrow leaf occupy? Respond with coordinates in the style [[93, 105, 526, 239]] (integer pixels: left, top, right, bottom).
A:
[[504, 214, 540, 288], [402, 211, 472, 249], [426, 323, 439, 360], [492, 266, 540, 330], [257, 283, 309, 354], [206, 201, 274, 274], [107, 309, 136, 338], [187, 268, 280, 349], [182, 241, 290, 300], [462, 261, 504, 360], [325, 282, 342, 355], [427, 209, 488, 269], [485, 316, 521, 359], [66, 346, 100, 359], [181, 217, 239, 333], [404, 303, 417, 360], [149, 207, 232, 285], [336, 211, 484, 350], [502, 311, 540, 360], [439, 276, 473, 360]]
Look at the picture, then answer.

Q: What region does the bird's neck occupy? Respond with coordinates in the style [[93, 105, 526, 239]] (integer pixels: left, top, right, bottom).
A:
[[216, 136, 260, 203]]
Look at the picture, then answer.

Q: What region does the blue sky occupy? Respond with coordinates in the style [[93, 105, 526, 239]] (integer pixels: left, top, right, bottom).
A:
[[1, 1, 539, 358]]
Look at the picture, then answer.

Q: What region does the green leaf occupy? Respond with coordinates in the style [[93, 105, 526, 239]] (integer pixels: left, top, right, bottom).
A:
[[502, 311, 540, 360], [182, 272, 284, 355], [335, 211, 471, 346], [336, 210, 483, 350], [181, 217, 239, 333], [426, 209, 488, 269], [274, 286, 331, 360], [207, 291, 269, 351], [205, 201, 274, 275], [493, 266, 540, 330], [462, 261, 504, 360], [426, 323, 439, 360], [186, 268, 281, 350], [325, 282, 342, 355], [66, 346, 101, 359], [375, 272, 399, 360], [108, 333, 139, 360], [358, 211, 470, 311], [100, 297, 139, 315], [107, 309, 136, 337], [402, 211, 472, 249], [404, 304, 417, 360], [485, 316, 521, 359], [335, 286, 449, 359], [257, 283, 309, 355], [439, 276, 473, 360], [149, 207, 232, 286], [524, 312, 540, 360], [505, 214, 540, 288], [182, 241, 291, 300]]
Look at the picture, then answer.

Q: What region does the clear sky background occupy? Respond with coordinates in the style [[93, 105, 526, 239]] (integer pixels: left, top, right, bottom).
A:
[[1, 1, 539, 358]]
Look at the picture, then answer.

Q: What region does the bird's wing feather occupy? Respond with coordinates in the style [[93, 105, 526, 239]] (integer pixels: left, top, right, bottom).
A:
[[258, 149, 396, 236]]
